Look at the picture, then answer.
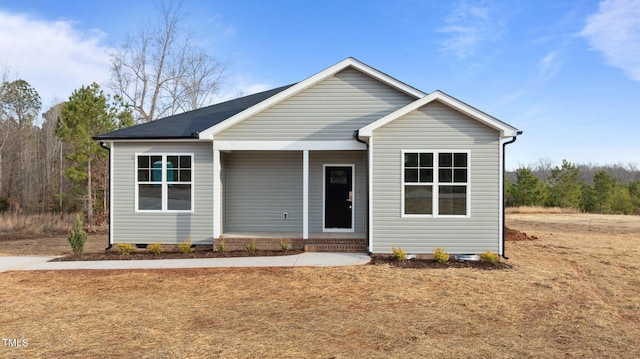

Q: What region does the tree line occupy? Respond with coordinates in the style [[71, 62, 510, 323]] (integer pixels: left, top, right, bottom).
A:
[[0, 0, 223, 223], [0, 79, 132, 222], [3, 0, 638, 222], [506, 159, 640, 215]]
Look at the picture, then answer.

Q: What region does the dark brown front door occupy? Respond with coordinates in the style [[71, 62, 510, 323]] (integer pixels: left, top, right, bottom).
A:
[[325, 166, 353, 229]]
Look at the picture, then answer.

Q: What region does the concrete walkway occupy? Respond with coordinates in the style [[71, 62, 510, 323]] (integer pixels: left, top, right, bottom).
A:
[[0, 252, 371, 272]]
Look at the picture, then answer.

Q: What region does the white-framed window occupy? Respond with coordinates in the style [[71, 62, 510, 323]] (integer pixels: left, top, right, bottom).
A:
[[136, 154, 193, 212], [402, 150, 469, 217]]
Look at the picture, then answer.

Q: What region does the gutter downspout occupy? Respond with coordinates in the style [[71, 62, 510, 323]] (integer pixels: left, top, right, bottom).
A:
[[501, 131, 522, 259], [99, 142, 112, 251], [353, 130, 371, 254]]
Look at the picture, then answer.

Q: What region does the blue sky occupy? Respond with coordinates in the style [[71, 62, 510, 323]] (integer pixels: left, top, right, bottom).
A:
[[1, 0, 638, 170]]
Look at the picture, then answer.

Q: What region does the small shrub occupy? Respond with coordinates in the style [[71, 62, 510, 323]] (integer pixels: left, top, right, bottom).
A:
[[147, 242, 163, 255], [178, 238, 194, 253], [433, 247, 450, 263], [67, 215, 88, 255], [116, 243, 136, 255], [391, 246, 407, 262], [217, 239, 227, 253], [480, 251, 499, 264], [279, 238, 289, 251], [246, 239, 257, 254], [0, 197, 9, 213]]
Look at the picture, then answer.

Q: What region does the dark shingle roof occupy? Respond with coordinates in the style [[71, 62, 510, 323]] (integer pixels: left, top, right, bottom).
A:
[[94, 84, 295, 140]]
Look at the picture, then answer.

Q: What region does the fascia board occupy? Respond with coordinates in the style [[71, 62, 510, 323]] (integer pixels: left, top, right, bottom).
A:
[[359, 90, 520, 138], [349, 58, 426, 99]]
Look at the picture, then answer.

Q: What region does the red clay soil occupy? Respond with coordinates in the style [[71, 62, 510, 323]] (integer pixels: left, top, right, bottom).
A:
[[505, 227, 538, 241], [370, 227, 535, 269], [369, 256, 512, 270]]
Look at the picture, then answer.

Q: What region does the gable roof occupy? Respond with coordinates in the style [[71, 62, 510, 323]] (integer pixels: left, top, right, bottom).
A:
[[93, 84, 295, 140], [358, 90, 520, 138], [95, 58, 520, 142], [197, 57, 426, 140]]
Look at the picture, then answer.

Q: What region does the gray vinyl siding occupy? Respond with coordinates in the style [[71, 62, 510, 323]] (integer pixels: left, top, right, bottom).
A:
[[222, 150, 367, 234], [224, 151, 303, 232], [216, 68, 415, 141], [111, 142, 214, 244], [309, 151, 367, 233], [370, 101, 501, 254]]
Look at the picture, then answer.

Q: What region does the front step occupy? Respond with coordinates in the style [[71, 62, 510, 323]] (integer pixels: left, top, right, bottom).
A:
[[304, 243, 367, 253], [215, 237, 367, 252]]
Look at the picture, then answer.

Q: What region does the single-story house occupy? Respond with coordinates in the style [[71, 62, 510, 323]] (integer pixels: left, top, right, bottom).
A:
[[94, 57, 521, 256]]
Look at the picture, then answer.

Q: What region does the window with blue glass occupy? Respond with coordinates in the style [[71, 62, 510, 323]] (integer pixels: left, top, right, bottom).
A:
[[136, 154, 192, 211]]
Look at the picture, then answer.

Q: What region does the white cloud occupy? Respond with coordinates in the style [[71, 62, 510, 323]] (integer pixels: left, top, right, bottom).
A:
[[215, 74, 273, 103], [537, 51, 560, 82], [581, 0, 640, 81], [0, 11, 111, 110], [438, 1, 505, 59]]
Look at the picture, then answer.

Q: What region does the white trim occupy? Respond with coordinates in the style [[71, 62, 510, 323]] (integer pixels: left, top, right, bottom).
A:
[[213, 140, 366, 151], [498, 140, 505, 255], [105, 138, 204, 143], [303, 150, 309, 240], [322, 164, 356, 233], [199, 57, 425, 140], [109, 142, 114, 246], [400, 150, 471, 218], [367, 137, 374, 252], [358, 90, 520, 138], [134, 153, 195, 213], [213, 149, 221, 239]]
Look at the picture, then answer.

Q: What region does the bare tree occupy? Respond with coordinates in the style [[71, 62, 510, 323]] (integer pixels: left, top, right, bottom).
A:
[[108, 0, 224, 122], [0, 79, 41, 210], [172, 45, 224, 113], [41, 103, 66, 211], [534, 157, 555, 183], [0, 70, 8, 197]]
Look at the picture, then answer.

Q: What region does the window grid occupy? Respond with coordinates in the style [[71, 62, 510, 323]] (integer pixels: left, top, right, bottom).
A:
[[402, 151, 469, 217], [136, 154, 193, 212]]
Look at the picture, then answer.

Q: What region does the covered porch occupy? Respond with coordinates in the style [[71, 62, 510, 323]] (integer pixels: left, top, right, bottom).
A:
[[212, 141, 369, 247]]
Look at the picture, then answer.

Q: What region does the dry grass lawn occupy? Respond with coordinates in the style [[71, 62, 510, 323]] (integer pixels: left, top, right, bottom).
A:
[[1, 213, 639, 358]]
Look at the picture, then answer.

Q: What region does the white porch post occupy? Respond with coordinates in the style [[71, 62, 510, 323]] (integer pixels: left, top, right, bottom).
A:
[[303, 150, 309, 240], [213, 148, 222, 239]]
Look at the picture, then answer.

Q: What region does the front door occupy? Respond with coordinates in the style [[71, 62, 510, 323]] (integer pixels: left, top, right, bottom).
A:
[[324, 166, 353, 231]]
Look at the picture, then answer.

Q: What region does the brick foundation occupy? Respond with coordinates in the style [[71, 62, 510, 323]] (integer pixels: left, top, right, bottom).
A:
[[213, 237, 366, 252]]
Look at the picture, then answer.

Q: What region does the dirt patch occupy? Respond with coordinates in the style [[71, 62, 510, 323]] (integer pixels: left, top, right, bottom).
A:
[[505, 226, 538, 241], [51, 248, 303, 261], [370, 255, 512, 270], [507, 212, 640, 235]]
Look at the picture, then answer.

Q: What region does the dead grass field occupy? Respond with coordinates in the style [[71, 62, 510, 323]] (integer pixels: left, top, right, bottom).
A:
[[0, 233, 108, 256], [1, 213, 639, 358]]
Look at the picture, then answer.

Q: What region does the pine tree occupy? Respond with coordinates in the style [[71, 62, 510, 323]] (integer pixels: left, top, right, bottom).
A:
[[56, 83, 133, 223], [549, 160, 583, 209], [593, 170, 613, 213], [511, 167, 549, 206]]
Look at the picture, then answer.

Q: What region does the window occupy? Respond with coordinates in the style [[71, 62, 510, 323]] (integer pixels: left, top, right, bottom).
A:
[[136, 154, 193, 212], [402, 151, 469, 216]]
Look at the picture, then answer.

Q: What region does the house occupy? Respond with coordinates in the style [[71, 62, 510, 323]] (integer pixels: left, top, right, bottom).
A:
[[94, 57, 521, 256]]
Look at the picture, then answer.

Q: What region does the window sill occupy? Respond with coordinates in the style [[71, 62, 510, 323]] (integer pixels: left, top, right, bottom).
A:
[[401, 214, 469, 218]]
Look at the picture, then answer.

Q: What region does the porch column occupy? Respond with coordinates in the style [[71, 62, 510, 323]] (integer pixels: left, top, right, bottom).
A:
[[213, 149, 221, 239], [303, 150, 309, 239]]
